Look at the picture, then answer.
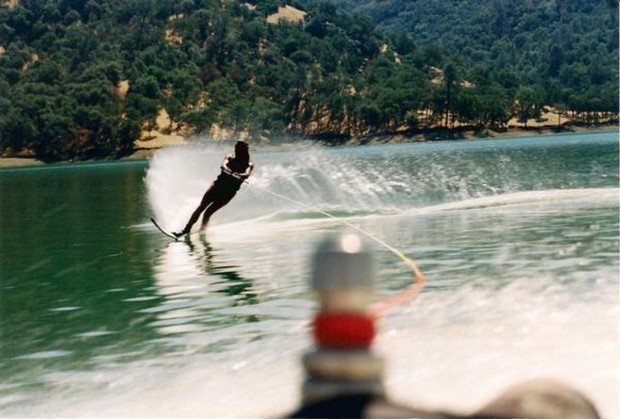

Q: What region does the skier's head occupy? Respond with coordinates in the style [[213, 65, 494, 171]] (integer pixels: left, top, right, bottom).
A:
[[234, 140, 250, 164]]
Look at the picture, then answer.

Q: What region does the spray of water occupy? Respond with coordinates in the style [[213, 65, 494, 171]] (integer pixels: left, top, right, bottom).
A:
[[146, 140, 618, 233], [146, 142, 406, 231], [147, 143, 480, 230]]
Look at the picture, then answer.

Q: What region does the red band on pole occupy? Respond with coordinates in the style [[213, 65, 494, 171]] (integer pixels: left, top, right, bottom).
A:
[[313, 312, 375, 348]]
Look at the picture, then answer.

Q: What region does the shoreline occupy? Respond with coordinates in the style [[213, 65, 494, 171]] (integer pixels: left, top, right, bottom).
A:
[[1, 123, 617, 169], [352, 123, 619, 146]]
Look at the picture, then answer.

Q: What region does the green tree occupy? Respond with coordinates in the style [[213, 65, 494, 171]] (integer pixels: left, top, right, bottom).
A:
[[33, 113, 75, 162], [442, 63, 458, 128], [116, 117, 140, 155], [515, 86, 543, 127], [222, 98, 252, 133], [0, 110, 37, 151]]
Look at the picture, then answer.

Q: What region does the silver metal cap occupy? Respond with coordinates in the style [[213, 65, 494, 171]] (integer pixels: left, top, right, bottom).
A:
[[311, 232, 375, 291]]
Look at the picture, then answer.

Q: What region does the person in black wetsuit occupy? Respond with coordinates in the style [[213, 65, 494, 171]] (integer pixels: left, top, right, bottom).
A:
[[173, 141, 254, 238]]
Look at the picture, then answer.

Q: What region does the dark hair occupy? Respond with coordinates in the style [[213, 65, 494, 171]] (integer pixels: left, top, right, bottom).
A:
[[233, 140, 250, 168]]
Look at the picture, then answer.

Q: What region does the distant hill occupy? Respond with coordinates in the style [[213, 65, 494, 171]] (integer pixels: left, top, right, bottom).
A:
[[1, 0, 617, 162], [0, 1, 395, 160], [308, 0, 619, 109]]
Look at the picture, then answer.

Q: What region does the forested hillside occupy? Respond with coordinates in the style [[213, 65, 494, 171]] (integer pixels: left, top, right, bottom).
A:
[[0, 0, 617, 162], [0, 0, 390, 160], [314, 0, 619, 115]]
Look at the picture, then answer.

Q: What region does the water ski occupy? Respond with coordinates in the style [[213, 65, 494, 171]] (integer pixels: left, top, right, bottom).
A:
[[150, 218, 178, 241]]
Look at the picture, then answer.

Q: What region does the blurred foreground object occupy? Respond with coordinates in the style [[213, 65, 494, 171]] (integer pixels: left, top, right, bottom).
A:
[[289, 233, 599, 419]]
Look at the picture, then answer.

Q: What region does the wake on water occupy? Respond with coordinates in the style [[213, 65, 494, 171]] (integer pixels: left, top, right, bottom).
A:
[[146, 140, 618, 234]]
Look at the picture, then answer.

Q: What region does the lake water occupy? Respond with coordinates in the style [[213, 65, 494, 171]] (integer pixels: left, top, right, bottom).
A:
[[1, 131, 618, 417]]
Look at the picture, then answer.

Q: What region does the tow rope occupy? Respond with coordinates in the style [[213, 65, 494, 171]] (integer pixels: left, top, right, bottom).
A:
[[242, 180, 426, 319]]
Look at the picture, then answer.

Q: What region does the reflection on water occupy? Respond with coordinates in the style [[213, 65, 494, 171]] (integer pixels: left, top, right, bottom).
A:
[[150, 236, 260, 337], [189, 237, 259, 308]]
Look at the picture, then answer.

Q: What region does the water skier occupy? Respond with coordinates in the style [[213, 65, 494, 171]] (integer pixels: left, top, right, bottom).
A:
[[173, 141, 254, 238]]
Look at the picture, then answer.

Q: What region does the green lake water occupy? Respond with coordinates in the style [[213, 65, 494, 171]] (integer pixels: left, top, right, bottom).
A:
[[1, 131, 618, 417]]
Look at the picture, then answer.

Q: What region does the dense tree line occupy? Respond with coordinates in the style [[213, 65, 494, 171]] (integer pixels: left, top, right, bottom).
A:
[[311, 0, 619, 122], [0, 0, 617, 162]]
